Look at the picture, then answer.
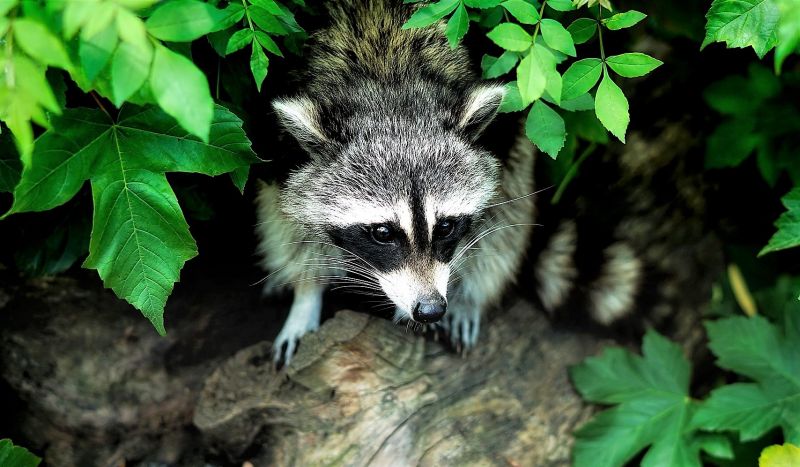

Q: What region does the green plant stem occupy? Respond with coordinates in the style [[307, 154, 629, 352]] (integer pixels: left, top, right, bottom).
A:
[[215, 60, 221, 100], [241, 0, 255, 32], [597, 5, 606, 71], [552, 142, 596, 204], [90, 91, 112, 120], [531, 0, 548, 42]]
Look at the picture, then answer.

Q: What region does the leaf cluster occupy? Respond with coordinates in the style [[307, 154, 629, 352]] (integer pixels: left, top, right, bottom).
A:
[[403, 0, 662, 158], [571, 277, 800, 466], [0, 0, 280, 332]]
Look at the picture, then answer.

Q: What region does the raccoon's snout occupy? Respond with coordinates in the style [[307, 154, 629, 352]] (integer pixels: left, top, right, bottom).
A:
[[412, 294, 447, 323]]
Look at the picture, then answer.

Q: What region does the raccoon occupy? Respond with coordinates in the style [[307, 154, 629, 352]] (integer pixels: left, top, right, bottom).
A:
[[255, 0, 720, 366], [255, 0, 536, 364]]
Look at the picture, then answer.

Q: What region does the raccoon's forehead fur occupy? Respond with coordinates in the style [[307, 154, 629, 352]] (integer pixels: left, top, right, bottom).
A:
[[272, 0, 507, 232], [279, 92, 501, 230]]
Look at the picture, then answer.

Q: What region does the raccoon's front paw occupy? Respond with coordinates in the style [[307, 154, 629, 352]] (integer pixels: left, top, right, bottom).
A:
[[440, 307, 481, 354], [272, 318, 319, 368]]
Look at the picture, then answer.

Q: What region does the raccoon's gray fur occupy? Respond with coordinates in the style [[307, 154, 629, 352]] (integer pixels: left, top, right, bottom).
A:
[[256, 0, 535, 364]]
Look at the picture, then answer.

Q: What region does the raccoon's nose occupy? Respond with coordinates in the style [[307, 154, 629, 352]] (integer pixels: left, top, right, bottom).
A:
[[413, 296, 447, 323]]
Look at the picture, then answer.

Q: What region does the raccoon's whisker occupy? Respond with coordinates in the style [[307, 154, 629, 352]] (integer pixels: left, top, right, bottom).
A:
[[251, 261, 296, 287], [288, 240, 392, 283], [306, 257, 380, 278], [289, 257, 381, 283], [484, 185, 553, 209], [449, 250, 503, 273], [329, 288, 386, 297], [451, 223, 540, 266]]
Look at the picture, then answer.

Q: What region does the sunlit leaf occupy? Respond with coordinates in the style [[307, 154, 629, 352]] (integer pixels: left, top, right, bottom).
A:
[[594, 71, 629, 142], [702, 0, 779, 58]]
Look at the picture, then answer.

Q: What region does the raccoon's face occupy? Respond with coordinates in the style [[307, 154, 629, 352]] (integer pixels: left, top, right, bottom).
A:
[[273, 84, 504, 323]]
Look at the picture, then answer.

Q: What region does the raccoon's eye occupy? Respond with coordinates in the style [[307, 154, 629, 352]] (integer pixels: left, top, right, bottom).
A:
[[370, 224, 395, 244], [433, 219, 455, 239]]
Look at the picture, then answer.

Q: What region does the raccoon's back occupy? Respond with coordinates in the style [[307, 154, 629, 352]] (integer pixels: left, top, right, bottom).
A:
[[304, 0, 474, 92]]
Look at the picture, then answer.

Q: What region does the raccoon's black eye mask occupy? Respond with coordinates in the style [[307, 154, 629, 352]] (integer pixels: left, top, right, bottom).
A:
[[327, 216, 473, 272]]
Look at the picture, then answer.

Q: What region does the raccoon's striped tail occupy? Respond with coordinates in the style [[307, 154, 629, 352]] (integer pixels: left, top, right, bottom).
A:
[[530, 122, 723, 329]]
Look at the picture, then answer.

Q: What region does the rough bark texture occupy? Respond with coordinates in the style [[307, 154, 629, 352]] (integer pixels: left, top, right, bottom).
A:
[[194, 304, 605, 466]]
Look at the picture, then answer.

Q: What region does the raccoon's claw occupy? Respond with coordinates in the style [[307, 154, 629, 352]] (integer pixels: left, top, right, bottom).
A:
[[272, 321, 318, 369], [441, 308, 480, 354], [272, 336, 299, 369]]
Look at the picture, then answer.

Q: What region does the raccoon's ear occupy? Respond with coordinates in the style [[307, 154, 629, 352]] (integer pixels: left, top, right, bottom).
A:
[[457, 85, 506, 139], [272, 96, 329, 152]]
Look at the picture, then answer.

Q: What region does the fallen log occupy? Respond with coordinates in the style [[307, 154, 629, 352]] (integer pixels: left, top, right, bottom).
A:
[[195, 301, 610, 466]]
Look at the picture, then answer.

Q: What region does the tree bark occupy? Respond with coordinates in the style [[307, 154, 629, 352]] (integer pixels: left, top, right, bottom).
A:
[[195, 302, 608, 466]]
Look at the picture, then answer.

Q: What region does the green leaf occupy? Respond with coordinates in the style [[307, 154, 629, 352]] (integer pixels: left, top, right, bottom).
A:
[[0, 54, 62, 161], [498, 80, 526, 113], [251, 0, 283, 14], [78, 2, 116, 40], [705, 118, 761, 169], [594, 71, 629, 142], [445, 2, 469, 48], [13, 18, 72, 71], [0, 135, 21, 193], [79, 24, 118, 84], [14, 212, 90, 276], [571, 330, 700, 467], [226, 29, 254, 55], [693, 315, 800, 444], [149, 44, 214, 142], [5, 105, 257, 331], [516, 47, 547, 105], [254, 30, 283, 56], [482, 50, 519, 78], [544, 66, 562, 105], [85, 170, 195, 335], [145, 0, 229, 41], [216, 2, 246, 29], [487, 22, 533, 51], [250, 41, 269, 91], [775, 1, 800, 72], [561, 58, 602, 100], [116, 9, 150, 52], [563, 109, 608, 143], [111, 41, 154, 106], [525, 100, 565, 158], [0, 0, 18, 17], [760, 187, 800, 255], [0, 439, 40, 467], [694, 433, 734, 460], [760, 444, 800, 466], [704, 64, 780, 115], [230, 165, 250, 193], [249, 6, 289, 35], [546, 0, 574, 12], [559, 93, 595, 112], [567, 17, 597, 44], [540, 19, 576, 56], [605, 53, 663, 78], [402, 0, 460, 29], [500, 0, 540, 25], [702, 0, 779, 58], [603, 10, 647, 30], [464, 0, 503, 8]]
